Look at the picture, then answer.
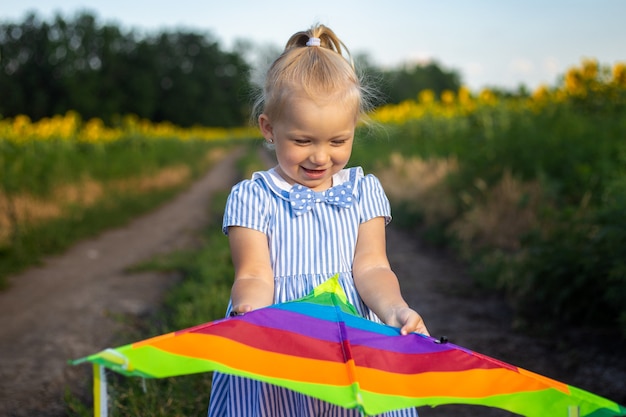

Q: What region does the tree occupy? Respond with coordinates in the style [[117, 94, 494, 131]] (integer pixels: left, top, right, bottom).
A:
[[0, 12, 252, 126], [381, 61, 462, 104]]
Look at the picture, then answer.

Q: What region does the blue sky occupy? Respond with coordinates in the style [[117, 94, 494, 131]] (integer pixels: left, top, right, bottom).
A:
[[3, 0, 625, 90]]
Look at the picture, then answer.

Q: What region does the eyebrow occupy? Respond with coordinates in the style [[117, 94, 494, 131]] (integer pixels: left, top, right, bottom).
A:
[[285, 130, 354, 140]]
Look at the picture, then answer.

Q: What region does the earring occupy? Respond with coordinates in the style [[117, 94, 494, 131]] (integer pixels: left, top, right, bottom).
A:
[[267, 138, 274, 144]]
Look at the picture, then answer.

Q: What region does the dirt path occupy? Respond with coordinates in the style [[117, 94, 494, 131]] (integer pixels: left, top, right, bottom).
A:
[[0, 149, 241, 416], [0, 147, 624, 416], [388, 228, 626, 415]]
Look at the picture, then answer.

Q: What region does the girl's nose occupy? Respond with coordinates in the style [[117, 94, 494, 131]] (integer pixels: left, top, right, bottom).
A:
[[310, 148, 329, 165]]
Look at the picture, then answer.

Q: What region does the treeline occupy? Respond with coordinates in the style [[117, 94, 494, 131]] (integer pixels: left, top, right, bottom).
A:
[[0, 12, 251, 127], [0, 12, 461, 127]]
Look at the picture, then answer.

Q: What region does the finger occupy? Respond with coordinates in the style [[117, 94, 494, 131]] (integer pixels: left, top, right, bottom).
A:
[[401, 316, 429, 336], [400, 318, 418, 335], [415, 319, 430, 336]]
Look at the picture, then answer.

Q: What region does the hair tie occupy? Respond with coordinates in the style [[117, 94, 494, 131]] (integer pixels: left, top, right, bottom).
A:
[[306, 37, 321, 47]]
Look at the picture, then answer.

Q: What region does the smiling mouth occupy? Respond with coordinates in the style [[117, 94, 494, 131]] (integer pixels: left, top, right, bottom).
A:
[[302, 167, 326, 178]]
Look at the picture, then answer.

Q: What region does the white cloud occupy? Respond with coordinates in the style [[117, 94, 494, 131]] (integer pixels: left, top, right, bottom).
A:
[[543, 56, 561, 74], [509, 58, 535, 75], [403, 51, 435, 66], [465, 62, 485, 77]]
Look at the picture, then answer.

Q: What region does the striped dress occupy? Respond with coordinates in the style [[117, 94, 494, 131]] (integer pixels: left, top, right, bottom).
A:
[[208, 166, 419, 417]]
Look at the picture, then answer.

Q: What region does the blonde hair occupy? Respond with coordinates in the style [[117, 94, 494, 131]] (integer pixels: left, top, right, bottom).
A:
[[253, 24, 373, 125]]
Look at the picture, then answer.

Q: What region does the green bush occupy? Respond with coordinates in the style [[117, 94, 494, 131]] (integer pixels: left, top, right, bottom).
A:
[[514, 172, 626, 334]]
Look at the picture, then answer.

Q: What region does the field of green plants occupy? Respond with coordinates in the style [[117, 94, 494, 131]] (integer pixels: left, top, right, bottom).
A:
[[2, 58, 624, 415], [359, 59, 626, 336]]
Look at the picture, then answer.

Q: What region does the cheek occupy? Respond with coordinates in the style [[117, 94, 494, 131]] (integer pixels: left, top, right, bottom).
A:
[[276, 145, 304, 165], [335, 147, 352, 163]]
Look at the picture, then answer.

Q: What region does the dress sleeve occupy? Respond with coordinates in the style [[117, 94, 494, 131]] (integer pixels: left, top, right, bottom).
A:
[[222, 180, 270, 235], [358, 174, 392, 225]]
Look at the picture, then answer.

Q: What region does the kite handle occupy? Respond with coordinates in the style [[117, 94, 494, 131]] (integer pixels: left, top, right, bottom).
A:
[[434, 336, 449, 344], [93, 363, 108, 417]]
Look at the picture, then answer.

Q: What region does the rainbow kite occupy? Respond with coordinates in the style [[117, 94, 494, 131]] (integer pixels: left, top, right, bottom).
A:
[[72, 276, 626, 417]]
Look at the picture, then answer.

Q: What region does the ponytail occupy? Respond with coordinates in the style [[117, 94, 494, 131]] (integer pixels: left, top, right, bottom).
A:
[[253, 24, 374, 125]]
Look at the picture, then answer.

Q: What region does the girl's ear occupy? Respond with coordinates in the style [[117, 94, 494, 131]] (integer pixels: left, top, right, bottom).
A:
[[258, 114, 274, 141]]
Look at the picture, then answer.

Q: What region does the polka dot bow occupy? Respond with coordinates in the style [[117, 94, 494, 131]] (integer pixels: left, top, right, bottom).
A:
[[289, 182, 354, 216]]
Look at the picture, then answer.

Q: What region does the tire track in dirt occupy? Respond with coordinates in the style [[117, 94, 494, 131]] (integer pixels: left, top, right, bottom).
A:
[[389, 226, 626, 416], [0, 148, 242, 417]]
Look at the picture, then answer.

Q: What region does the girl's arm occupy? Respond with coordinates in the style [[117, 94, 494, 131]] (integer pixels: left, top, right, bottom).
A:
[[227, 226, 275, 314], [352, 217, 429, 336]]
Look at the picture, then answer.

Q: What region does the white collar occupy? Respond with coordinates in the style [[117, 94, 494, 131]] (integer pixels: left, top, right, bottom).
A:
[[251, 167, 361, 201]]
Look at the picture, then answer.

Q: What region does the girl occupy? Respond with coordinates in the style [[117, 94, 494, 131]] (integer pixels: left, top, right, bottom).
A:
[[208, 24, 429, 416]]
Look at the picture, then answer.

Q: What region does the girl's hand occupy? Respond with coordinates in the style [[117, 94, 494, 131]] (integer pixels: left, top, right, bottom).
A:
[[386, 306, 430, 336]]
